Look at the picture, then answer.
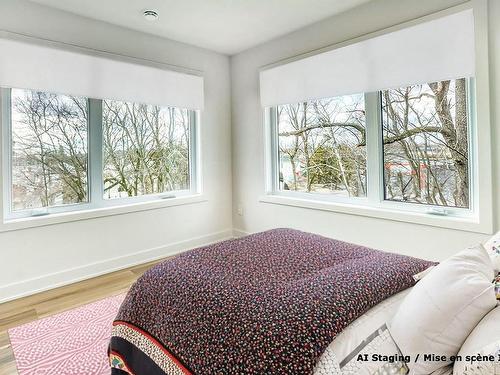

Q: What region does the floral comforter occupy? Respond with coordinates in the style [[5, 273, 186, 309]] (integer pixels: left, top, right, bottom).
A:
[[109, 228, 433, 375]]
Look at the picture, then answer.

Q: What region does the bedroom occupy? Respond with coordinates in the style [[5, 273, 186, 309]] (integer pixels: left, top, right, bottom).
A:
[[0, 0, 499, 374]]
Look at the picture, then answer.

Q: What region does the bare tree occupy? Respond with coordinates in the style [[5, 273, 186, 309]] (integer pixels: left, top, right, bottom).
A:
[[383, 78, 468, 207], [277, 78, 468, 207], [102, 100, 189, 199], [11, 91, 190, 211], [277, 94, 366, 197], [12, 91, 88, 209]]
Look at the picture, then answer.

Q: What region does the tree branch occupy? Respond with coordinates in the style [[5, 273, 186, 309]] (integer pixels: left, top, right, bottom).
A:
[[382, 126, 447, 145], [356, 126, 448, 146], [279, 122, 365, 137]]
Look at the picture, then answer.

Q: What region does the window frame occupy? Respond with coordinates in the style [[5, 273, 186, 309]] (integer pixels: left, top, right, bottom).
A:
[[1, 87, 200, 222], [264, 78, 480, 225], [260, 1, 493, 235]]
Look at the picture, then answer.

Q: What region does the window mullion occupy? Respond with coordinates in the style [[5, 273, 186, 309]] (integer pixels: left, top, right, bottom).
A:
[[189, 110, 199, 195], [88, 98, 104, 208], [0, 88, 11, 221], [466, 78, 477, 215], [269, 107, 279, 193], [364, 92, 384, 204]]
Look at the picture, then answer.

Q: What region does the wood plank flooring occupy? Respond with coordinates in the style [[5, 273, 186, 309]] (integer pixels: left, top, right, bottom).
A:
[[0, 259, 164, 375]]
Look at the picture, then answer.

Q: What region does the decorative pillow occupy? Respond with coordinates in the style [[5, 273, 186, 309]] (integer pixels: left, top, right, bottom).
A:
[[453, 306, 500, 374], [389, 244, 497, 375], [483, 232, 500, 274]]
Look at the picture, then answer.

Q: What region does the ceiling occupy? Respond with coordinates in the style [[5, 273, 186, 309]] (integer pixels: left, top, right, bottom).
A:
[[29, 0, 371, 55]]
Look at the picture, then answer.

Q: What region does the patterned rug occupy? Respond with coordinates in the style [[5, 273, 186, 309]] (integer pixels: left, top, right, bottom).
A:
[[8, 294, 125, 375]]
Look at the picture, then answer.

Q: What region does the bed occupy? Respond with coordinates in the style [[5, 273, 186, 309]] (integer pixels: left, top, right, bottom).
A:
[[108, 228, 435, 374]]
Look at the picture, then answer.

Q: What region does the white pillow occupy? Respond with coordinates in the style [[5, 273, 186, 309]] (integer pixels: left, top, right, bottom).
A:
[[483, 232, 500, 274], [389, 244, 497, 375], [453, 306, 500, 374]]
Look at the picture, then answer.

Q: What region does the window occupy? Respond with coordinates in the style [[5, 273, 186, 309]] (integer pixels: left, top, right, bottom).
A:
[[2, 88, 199, 220], [381, 79, 469, 208], [277, 94, 366, 197], [102, 100, 190, 199], [268, 78, 474, 216], [10, 89, 89, 212]]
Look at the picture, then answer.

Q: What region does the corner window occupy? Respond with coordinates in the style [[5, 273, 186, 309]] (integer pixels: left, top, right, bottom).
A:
[[268, 78, 474, 217], [2, 87, 199, 220]]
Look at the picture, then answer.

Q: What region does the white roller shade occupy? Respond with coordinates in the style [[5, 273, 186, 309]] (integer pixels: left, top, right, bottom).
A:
[[0, 37, 204, 110], [260, 9, 475, 107]]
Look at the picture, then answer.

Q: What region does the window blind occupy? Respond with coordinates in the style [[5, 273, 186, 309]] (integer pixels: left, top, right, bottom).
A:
[[260, 9, 475, 107], [0, 37, 204, 110]]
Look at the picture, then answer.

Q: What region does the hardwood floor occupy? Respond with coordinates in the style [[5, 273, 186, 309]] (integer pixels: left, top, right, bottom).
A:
[[0, 259, 164, 375]]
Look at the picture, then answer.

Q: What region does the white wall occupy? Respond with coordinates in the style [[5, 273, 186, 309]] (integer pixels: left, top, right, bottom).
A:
[[231, 0, 498, 261], [2, 0, 499, 302], [0, 0, 233, 302]]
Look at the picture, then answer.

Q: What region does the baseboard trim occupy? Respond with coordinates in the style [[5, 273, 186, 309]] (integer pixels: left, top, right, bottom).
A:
[[0, 229, 233, 303], [232, 228, 250, 238]]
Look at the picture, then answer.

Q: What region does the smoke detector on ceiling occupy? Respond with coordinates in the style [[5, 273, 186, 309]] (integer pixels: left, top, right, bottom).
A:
[[143, 10, 159, 21]]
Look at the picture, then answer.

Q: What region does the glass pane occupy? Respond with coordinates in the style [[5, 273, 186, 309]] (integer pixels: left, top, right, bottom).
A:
[[103, 100, 190, 199], [11, 89, 89, 211], [277, 94, 366, 197], [381, 78, 469, 208]]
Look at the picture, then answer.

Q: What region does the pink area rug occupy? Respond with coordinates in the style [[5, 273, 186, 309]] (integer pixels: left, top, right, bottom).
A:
[[8, 293, 125, 375]]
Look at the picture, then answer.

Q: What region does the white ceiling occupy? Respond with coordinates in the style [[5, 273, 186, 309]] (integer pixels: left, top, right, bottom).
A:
[[29, 0, 371, 55]]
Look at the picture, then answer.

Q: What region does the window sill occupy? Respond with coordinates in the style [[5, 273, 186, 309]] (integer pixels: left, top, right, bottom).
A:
[[259, 194, 491, 234], [0, 194, 207, 233]]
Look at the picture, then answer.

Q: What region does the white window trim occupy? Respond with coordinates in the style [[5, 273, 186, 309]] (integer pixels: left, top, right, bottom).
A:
[[0, 194, 207, 233], [0, 88, 203, 232], [262, 1, 493, 234]]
